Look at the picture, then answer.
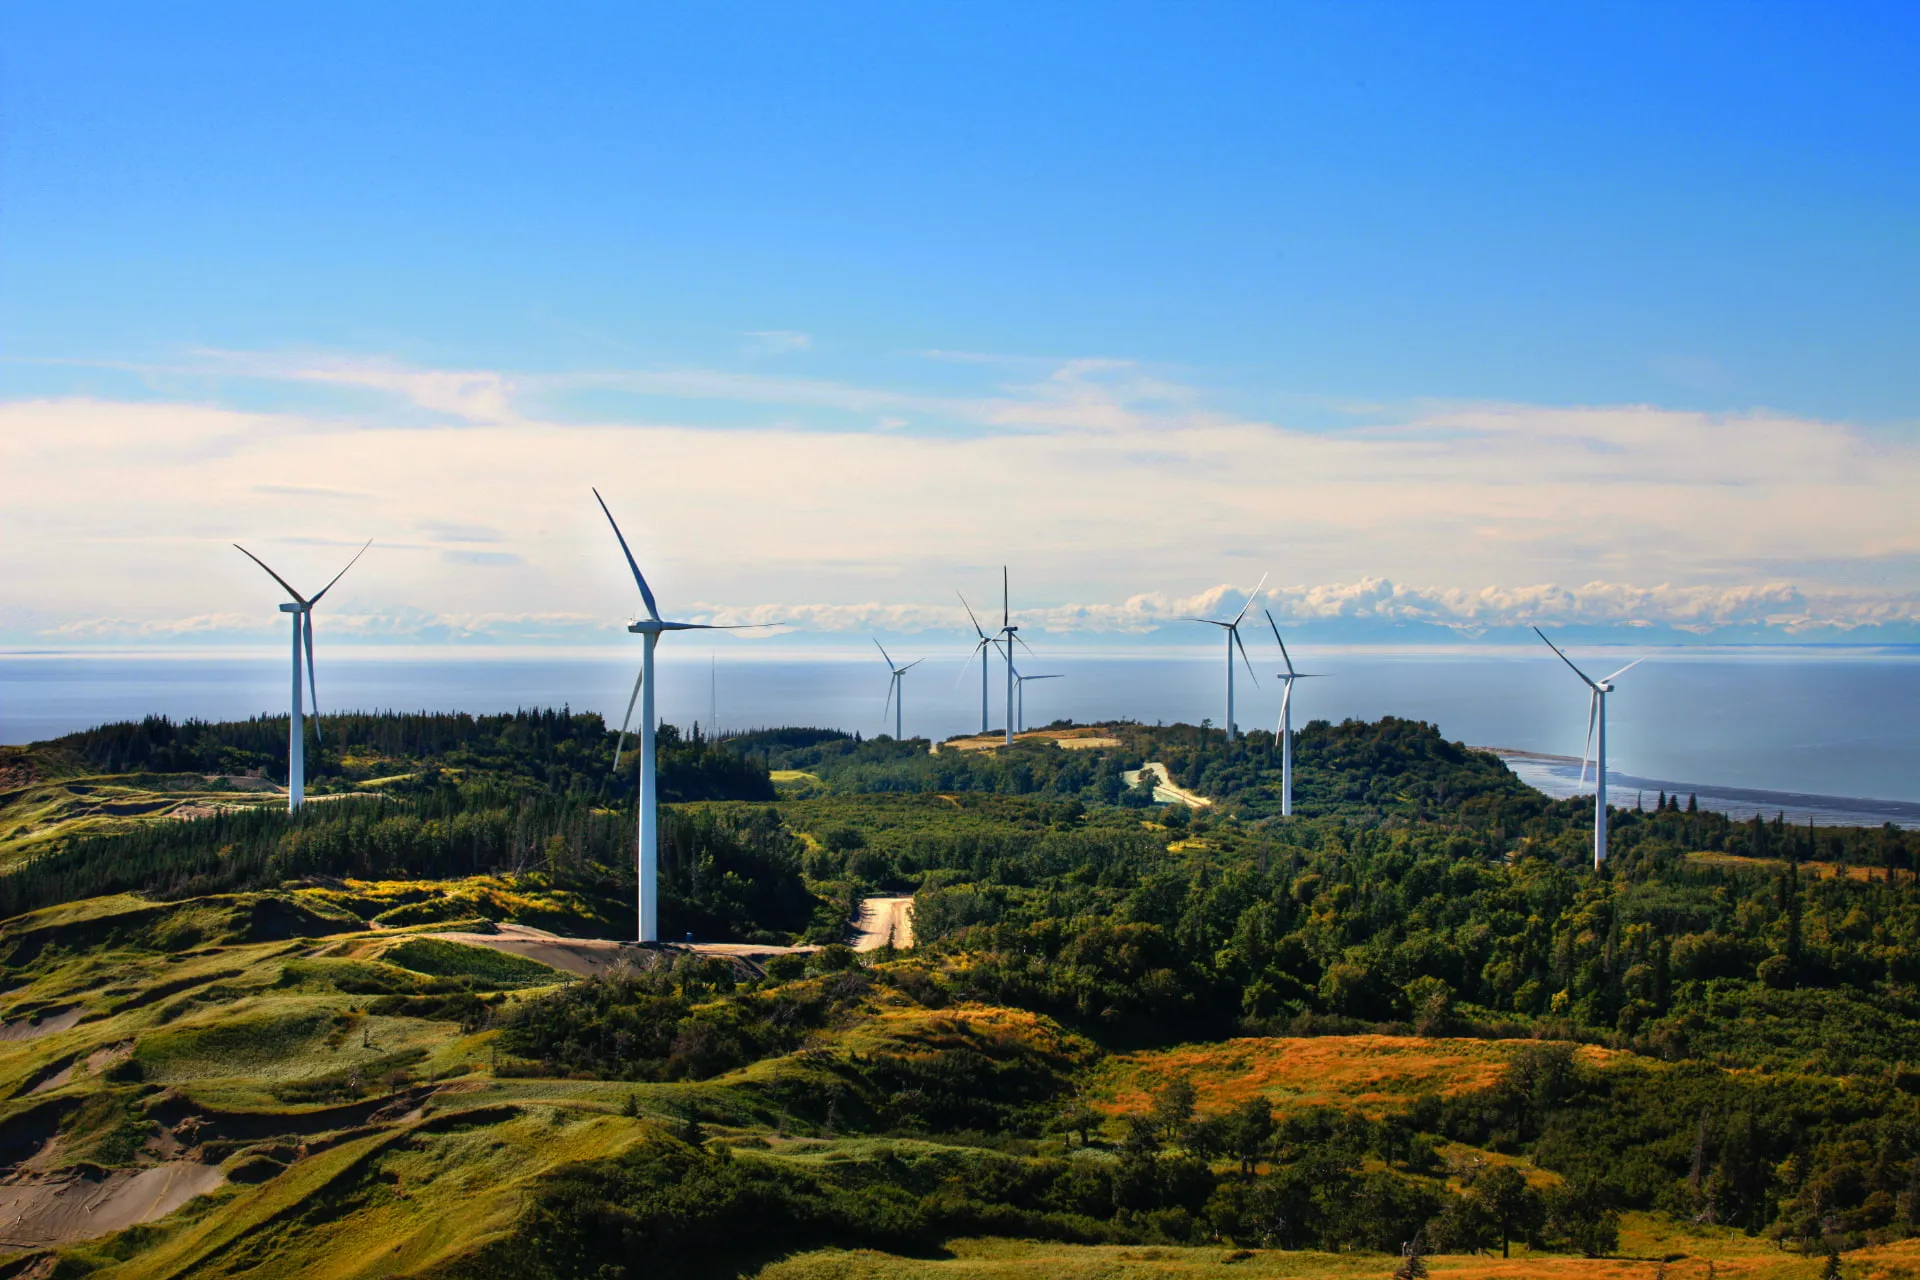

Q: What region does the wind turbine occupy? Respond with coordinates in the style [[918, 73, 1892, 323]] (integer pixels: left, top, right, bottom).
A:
[[874, 639, 924, 740], [1186, 572, 1267, 742], [997, 568, 1035, 745], [595, 488, 767, 944], [1533, 627, 1643, 869], [1011, 668, 1063, 733], [957, 591, 998, 735], [233, 540, 370, 812], [1264, 611, 1325, 817]]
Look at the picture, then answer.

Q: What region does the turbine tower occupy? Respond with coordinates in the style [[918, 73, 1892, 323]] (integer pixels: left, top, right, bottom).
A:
[[1533, 627, 1643, 869], [1010, 668, 1063, 733], [596, 489, 765, 944], [957, 591, 997, 735], [1186, 572, 1267, 742], [1264, 610, 1325, 818], [873, 639, 924, 740], [233, 540, 370, 813]]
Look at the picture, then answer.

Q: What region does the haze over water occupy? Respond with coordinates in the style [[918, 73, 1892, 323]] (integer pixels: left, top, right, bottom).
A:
[[6, 648, 1917, 825]]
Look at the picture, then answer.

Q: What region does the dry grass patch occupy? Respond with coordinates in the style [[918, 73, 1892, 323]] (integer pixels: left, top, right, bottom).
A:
[[1686, 851, 1907, 885], [1090, 1036, 1622, 1119], [840, 1001, 1098, 1068], [755, 1231, 1837, 1279]]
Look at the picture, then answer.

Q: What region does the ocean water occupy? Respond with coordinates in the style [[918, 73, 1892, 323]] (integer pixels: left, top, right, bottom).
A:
[[3, 648, 1917, 825]]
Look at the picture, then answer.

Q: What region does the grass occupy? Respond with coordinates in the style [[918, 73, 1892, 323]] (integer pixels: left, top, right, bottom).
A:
[[1086, 1035, 1624, 1121], [0, 890, 1897, 1280], [0, 746, 1896, 1280], [751, 1226, 1870, 1279], [0, 749, 291, 867], [378, 936, 562, 986], [71, 1106, 656, 1280], [292, 874, 622, 936]]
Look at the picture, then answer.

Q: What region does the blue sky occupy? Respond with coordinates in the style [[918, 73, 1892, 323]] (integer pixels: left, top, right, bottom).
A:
[[3, 2, 1917, 649]]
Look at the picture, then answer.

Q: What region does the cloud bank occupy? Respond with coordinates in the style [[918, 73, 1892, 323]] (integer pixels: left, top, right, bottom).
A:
[[3, 349, 1917, 647]]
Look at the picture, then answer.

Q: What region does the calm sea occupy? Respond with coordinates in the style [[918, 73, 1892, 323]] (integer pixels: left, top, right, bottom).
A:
[[3, 649, 1917, 826]]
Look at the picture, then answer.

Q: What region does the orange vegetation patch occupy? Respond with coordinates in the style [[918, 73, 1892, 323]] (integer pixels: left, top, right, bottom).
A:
[[1854, 1236, 1920, 1280], [1686, 852, 1909, 885], [1090, 1035, 1622, 1119], [1420, 1257, 1791, 1279], [851, 1002, 1098, 1068], [941, 728, 1124, 753]]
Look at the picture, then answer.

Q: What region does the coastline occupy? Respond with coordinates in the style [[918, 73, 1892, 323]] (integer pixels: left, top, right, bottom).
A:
[[1480, 746, 1920, 829]]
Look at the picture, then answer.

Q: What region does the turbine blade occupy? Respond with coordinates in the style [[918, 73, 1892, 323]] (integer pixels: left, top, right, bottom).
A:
[[1231, 570, 1270, 627], [663, 621, 778, 631], [1601, 657, 1645, 685], [1265, 609, 1296, 678], [1279, 678, 1294, 724], [1234, 627, 1260, 689], [1029, 673, 1063, 681], [1581, 691, 1598, 787], [303, 613, 322, 744], [611, 664, 644, 772], [1533, 626, 1599, 690], [233, 544, 307, 605], [592, 488, 662, 621], [1185, 618, 1231, 627], [882, 673, 896, 726], [873, 637, 895, 669], [1002, 566, 1009, 630], [308, 538, 372, 605], [900, 658, 926, 672], [956, 590, 988, 641], [1014, 633, 1037, 657]]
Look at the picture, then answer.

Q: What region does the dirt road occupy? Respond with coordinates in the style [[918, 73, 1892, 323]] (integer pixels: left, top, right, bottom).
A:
[[432, 923, 815, 979], [850, 897, 914, 951]]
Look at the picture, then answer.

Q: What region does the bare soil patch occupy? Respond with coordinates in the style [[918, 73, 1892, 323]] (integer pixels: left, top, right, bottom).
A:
[[0, 1161, 224, 1249], [432, 923, 815, 979], [0, 1010, 83, 1044]]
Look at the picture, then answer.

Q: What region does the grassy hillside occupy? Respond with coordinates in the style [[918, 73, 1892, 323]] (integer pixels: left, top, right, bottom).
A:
[[4, 712, 1920, 1277]]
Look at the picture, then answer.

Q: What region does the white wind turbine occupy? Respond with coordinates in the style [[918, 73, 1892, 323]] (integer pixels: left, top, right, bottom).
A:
[[957, 591, 998, 735], [595, 489, 768, 944], [1186, 572, 1267, 742], [1533, 626, 1643, 869], [1264, 610, 1325, 818], [1011, 667, 1063, 734], [996, 568, 1035, 745], [874, 639, 925, 740], [233, 540, 371, 813]]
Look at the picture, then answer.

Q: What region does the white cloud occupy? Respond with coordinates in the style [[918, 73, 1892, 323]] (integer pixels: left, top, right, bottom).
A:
[[5, 352, 1920, 647]]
